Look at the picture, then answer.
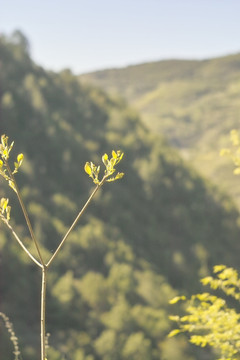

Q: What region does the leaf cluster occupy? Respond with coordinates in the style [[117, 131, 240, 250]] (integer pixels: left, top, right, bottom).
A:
[[0, 197, 11, 222], [0, 134, 24, 194], [84, 150, 124, 185], [169, 265, 240, 360], [0, 135, 24, 222]]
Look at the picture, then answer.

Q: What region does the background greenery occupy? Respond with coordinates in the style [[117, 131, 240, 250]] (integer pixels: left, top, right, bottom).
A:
[[80, 53, 240, 208], [1, 31, 240, 360]]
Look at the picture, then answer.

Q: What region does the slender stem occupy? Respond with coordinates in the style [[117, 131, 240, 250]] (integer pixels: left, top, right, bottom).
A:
[[41, 266, 47, 360], [47, 181, 105, 267], [0, 215, 42, 268], [5, 161, 45, 266]]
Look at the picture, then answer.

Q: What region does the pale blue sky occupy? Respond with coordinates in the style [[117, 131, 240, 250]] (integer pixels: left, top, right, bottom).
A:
[[1, 0, 240, 74]]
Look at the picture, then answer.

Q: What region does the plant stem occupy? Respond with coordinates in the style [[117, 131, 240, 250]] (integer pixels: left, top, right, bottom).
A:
[[1, 216, 42, 268], [41, 266, 47, 360], [47, 182, 104, 267], [5, 161, 45, 266]]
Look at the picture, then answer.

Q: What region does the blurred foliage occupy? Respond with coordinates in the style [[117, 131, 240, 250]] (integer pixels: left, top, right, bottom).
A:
[[80, 52, 240, 208], [1, 31, 240, 359], [220, 129, 240, 175], [169, 265, 240, 360]]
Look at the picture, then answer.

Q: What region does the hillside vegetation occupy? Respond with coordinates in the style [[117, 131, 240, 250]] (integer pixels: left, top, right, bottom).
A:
[[80, 53, 240, 206], [1, 31, 240, 360]]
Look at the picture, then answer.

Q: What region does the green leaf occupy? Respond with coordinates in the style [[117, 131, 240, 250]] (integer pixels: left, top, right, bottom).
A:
[[213, 265, 226, 273], [6, 205, 11, 221], [112, 150, 117, 159], [117, 150, 124, 162], [17, 153, 24, 164], [115, 172, 124, 180], [169, 296, 186, 304], [102, 153, 109, 166], [8, 180, 17, 193], [110, 157, 116, 167], [169, 315, 180, 322], [84, 162, 92, 175], [0, 198, 9, 211], [168, 329, 181, 338], [200, 276, 212, 285], [9, 141, 14, 153]]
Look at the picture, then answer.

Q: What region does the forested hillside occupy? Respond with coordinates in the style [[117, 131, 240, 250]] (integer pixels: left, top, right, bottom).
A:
[[1, 31, 240, 360], [80, 53, 240, 207]]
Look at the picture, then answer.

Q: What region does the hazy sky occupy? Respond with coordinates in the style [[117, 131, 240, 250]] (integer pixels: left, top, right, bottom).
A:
[[1, 0, 240, 74]]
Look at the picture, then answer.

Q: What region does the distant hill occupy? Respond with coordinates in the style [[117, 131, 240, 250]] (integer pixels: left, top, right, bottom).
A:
[[80, 53, 240, 207], [1, 31, 240, 360]]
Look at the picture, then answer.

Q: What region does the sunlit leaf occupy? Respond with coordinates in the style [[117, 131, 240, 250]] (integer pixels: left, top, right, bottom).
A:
[[6, 205, 11, 221], [8, 180, 17, 193], [169, 296, 186, 304], [169, 315, 180, 322], [168, 329, 181, 338], [102, 153, 108, 166], [214, 265, 226, 273], [84, 162, 92, 175], [17, 153, 24, 164], [112, 150, 117, 159]]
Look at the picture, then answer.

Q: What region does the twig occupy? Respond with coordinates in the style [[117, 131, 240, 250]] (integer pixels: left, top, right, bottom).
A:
[[47, 181, 104, 268], [5, 161, 45, 266], [0, 215, 42, 268]]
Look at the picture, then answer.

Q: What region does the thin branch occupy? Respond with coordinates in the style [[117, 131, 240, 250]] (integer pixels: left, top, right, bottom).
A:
[[5, 161, 45, 266], [0, 215, 42, 268], [47, 179, 105, 268]]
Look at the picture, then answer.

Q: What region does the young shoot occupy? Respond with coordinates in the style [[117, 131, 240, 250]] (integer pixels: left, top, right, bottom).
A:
[[84, 150, 124, 184]]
